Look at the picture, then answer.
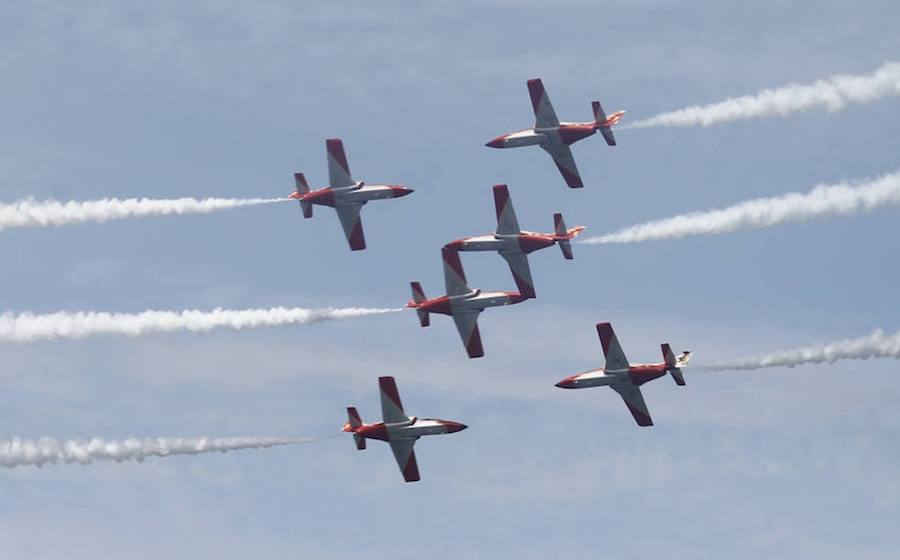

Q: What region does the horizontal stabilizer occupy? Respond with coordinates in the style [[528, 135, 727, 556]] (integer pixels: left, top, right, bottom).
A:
[[662, 343, 687, 386]]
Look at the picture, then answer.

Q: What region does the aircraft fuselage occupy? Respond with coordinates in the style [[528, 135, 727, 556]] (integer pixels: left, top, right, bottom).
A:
[[447, 232, 557, 255], [416, 290, 527, 317], [487, 122, 598, 149], [355, 417, 467, 443], [299, 183, 413, 208], [556, 363, 669, 389]]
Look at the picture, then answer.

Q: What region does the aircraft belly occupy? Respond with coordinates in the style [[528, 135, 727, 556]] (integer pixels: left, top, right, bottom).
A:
[[358, 186, 394, 201], [459, 238, 502, 251], [505, 132, 544, 148], [577, 370, 616, 387]]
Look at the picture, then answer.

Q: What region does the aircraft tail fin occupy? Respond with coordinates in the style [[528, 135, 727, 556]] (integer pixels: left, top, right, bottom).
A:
[[343, 407, 362, 431], [553, 213, 585, 260], [662, 343, 689, 386], [592, 101, 624, 146], [294, 173, 313, 218], [342, 407, 367, 449], [408, 282, 430, 327]]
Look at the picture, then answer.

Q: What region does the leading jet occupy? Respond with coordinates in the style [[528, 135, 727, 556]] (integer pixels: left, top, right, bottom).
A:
[[407, 247, 528, 358], [289, 138, 414, 251], [342, 376, 467, 483], [444, 184, 584, 298], [486, 78, 624, 188], [555, 322, 692, 426]]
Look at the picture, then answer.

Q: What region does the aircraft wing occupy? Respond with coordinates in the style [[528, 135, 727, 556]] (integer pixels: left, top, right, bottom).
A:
[[326, 138, 355, 188], [452, 310, 484, 358], [541, 143, 584, 188], [527, 78, 560, 129], [388, 438, 421, 482], [493, 184, 521, 235], [596, 322, 630, 371], [500, 252, 535, 298], [379, 376, 410, 425], [611, 383, 654, 427], [335, 203, 366, 251], [442, 246, 474, 297]]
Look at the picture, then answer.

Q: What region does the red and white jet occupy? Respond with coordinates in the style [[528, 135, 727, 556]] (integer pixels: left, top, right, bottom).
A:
[[289, 138, 414, 251], [406, 247, 528, 359], [486, 78, 625, 189], [555, 322, 692, 426], [342, 376, 467, 483], [444, 184, 584, 298]]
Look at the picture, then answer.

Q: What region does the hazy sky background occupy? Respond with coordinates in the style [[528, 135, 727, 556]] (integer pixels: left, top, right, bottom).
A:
[[1, 1, 899, 558]]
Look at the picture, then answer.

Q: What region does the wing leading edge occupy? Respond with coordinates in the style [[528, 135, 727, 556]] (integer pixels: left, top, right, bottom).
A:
[[541, 143, 584, 188], [335, 203, 366, 251], [388, 438, 420, 482], [611, 383, 653, 427]]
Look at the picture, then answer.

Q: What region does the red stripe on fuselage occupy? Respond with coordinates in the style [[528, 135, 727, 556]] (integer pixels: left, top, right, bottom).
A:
[[517, 234, 554, 254], [558, 124, 596, 145], [357, 422, 389, 442], [628, 364, 668, 386], [304, 188, 337, 207]]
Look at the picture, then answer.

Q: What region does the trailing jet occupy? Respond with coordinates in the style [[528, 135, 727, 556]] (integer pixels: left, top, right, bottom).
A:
[[342, 376, 467, 483], [289, 138, 414, 251], [555, 322, 692, 426], [407, 247, 528, 358], [485, 78, 625, 188], [444, 184, 584, 298]]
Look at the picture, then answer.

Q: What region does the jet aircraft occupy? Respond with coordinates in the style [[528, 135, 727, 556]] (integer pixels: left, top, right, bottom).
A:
[[289, 138, 413, 251], [407, 247, 528, 358], [342, 376, 467, 482], [444, 184, 584, 297], [555, 322, 692, 426], [486, 78, 624, 188]]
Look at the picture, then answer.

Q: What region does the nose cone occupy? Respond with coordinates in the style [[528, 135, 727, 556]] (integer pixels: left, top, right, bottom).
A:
[[389, 185, 414, 197], [444, 239, 464, 251], [505, 291, 531, 304], [486, 135, 506, 148], [555, 375, 577, 389], [443, 421, 468, 433]]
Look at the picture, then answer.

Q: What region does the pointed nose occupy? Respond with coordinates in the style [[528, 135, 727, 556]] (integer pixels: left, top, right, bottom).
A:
[[555, 376, 577, 389], [444, 239, 464, 251], [485, 136, 506, 148], [389, 185, 414, 197], [444, 421, 467, 433]]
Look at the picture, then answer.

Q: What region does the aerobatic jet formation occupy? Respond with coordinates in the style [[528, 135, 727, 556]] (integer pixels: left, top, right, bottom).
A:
[[407, 247, 529, 358], [555, 322, 692, 426], [289, 138, 414, 251], [486, 78, 625, 188], [444, 184, 584, 298], [342, 376, 467, 483]]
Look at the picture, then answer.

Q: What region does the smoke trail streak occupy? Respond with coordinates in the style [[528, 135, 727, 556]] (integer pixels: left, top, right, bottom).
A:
[[624, 61, 900, 129], [0, 436, 321, 468], [707, 329, 900, 371], [580, 171, 900, 244], [0, 196, 288, 232], [0, 306, 402, 343]]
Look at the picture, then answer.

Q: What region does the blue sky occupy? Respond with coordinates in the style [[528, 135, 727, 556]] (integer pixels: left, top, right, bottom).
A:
[[1, 1, 899, 558]]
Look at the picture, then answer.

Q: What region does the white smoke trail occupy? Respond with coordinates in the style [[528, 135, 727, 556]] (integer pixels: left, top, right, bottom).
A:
[[707, 329, 900, 371], [0, 196, 287, 231], [0, 436, 318, 468], [0, 306, 401, 343], [580, 171, 900, 244], [624, 61, 900, 129]]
